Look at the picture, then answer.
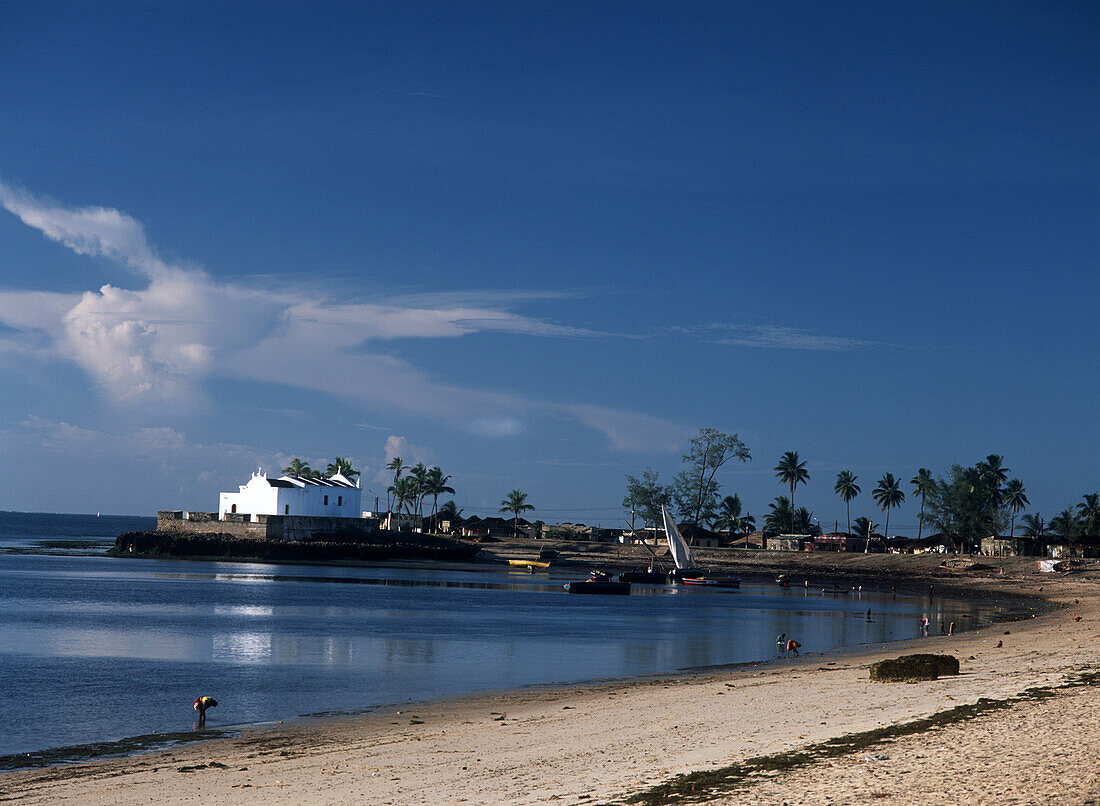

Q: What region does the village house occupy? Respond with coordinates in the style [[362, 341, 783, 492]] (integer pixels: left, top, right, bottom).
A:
[[980, 535, 1040, 557]]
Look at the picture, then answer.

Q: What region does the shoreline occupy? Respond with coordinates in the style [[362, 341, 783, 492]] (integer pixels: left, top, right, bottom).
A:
[[0, 556, 1073, 800], [0, 552, 1051, 772]]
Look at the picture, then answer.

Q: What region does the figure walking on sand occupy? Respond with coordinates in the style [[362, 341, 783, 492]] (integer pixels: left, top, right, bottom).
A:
[[194, 696, 218, 727]]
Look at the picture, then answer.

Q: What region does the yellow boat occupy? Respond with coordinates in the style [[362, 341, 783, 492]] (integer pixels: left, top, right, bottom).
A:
[[507, 559, 551, 569]]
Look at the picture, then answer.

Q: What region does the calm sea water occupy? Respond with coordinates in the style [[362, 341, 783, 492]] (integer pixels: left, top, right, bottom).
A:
[[0, 511, 1017, 761]]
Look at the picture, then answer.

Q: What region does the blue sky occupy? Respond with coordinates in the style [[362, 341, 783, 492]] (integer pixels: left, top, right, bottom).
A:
[[0, 2, 1096, 531]]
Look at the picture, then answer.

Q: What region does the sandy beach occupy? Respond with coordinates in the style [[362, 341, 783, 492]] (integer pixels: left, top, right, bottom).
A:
[[3, 554, 1099, 806]]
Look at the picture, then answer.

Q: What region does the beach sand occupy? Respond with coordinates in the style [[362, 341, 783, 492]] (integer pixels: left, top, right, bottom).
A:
[[3, 557, 1099, 805]]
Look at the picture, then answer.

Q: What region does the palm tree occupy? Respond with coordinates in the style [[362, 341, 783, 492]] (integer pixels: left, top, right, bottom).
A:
[[499, 489, 535, 538], [851, 516, 877, 542], [1002, 479, 1029, 537], [871, 473, 905, 551], [1020, 513, 1046, 540], [408, 463, 430, 518], [793, 507, 821, 536], [438, 500, 463, 518], [978, 454, 1009, 509], [385, 456, 406, 513], [389, 476, 419, 518], [910, 468, 934, 542], [423, 466, 455, 521], [325, 457, 359, 480], [282, 457, 311, 479], [774, 451, 810, 512], [712, 494, 755, 537], [1049, 508, 1083, 542], [833, 471, 860, 534], [763, 496, 794, 535], [1077, 493, 1100, 542]]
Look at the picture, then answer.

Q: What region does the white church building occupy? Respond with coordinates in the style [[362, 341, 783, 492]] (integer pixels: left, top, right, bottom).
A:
[[219, 469, 362, 521]]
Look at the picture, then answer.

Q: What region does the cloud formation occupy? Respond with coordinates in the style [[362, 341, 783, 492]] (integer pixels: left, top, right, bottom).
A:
[[0, 179, 687, 450], [674, 323, 888, 351]]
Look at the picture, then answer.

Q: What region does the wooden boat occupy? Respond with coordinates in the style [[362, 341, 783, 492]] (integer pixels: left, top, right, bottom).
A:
[[681, 576, 741, 588], [507, 559, 550, 569], [564, 579, 631, 595]]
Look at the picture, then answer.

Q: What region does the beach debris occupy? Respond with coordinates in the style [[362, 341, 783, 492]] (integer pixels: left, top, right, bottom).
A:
[[996, 640, 1003, 648], [863, 754, 889, 761], [1075, 615, 1083, 622], [869, 654, 960, 682]]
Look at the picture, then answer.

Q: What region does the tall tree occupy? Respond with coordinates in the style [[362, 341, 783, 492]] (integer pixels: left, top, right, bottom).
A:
[[283, 457, 311, 479], [763, 496, 794, 536], [325, 457, 358, 480], [871, 473, 905, 551], [977, 454, 1010, 510], [671, 428, 751, 527], [922, 463, 1008, 553], [408, 463, 430, 518], [1020, 513, 1046, 539], [437, 500, 463, 519], [385, 456, 406, 513], [1077, 494, 1100, 543], [1002, 479, 1029, 537], [774, 451, 809, 512], [389, 476, 419, 518], [851, 516, 877, 542], [623, 469, 673, 531], [909, 468, 934, 542], [833, 470, 860, 534], [499, 489, 535, 538], [423, 467, 455, 521], [712, 494, 755, 537], [1049, 508, 1083, 542]]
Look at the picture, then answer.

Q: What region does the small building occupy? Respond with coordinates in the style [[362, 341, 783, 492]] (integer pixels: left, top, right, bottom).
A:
[[219, 469, 361, 521], [980, 535, 1039, 557], [766, 535, 806, 552], [1048, 542, 1099, 559], [811, 533, 865, 552]]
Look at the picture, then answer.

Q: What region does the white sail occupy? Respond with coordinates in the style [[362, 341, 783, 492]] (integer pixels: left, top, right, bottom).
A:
[[661, 505, 696, 570]]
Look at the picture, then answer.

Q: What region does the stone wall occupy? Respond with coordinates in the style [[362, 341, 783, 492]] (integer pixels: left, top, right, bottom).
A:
[[156, 510, 378, 541]]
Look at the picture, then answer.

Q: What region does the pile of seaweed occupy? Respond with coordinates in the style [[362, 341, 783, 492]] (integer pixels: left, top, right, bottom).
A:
[[111, 530, 480, 563]]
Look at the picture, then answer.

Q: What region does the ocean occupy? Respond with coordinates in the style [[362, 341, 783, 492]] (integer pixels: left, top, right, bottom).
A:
[[0, 511, 1016, 765]]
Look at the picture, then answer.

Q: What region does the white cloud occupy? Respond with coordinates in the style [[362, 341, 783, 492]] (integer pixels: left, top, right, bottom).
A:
[[0, 180, 687, 451], [675, 323, 888, 351], [0, 180, 173, 279]]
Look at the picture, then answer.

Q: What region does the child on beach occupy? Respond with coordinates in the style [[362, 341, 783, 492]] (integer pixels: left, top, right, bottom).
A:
[[785, 639, 801, 658]]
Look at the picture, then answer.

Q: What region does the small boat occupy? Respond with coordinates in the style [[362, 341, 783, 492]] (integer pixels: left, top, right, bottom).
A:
[[565, 569, 631, 595], [507, 559, 550, 569], [681, 575, 741, 588], [564, 579, 631, 595]]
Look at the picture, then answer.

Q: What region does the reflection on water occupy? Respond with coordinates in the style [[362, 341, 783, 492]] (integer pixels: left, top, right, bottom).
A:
[[213, 632, 272, 663], [0, 550, 1026, 759]]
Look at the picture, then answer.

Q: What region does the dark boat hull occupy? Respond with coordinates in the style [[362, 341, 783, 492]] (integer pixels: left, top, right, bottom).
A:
[[564, 581, 632, 595]]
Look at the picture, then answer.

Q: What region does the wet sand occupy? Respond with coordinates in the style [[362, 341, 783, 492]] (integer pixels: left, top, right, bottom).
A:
[[2, 554, 1097, 805]]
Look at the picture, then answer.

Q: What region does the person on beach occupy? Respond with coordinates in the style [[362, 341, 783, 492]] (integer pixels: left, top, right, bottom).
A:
[[194, 696, 218, 727], [920, 617, 930, 636], [785, 639, 801, 658], [776, 633, 786, 652]]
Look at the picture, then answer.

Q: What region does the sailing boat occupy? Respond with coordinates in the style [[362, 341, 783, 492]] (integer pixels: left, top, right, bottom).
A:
[[662, 505, 740, 588]]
